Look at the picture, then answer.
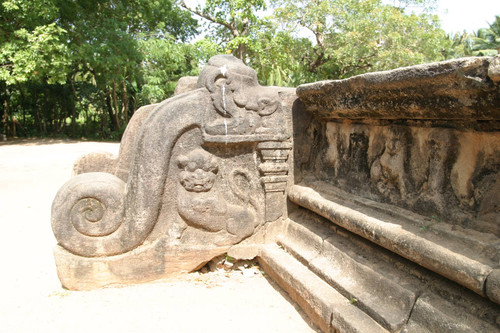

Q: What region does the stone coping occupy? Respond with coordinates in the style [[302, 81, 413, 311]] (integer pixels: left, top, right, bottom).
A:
[[296, 56, 500, 120], [288, 184, 500, 304]]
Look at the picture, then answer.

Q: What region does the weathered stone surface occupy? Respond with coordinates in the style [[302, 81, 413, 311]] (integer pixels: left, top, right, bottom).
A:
[[297, 56, 500, 120], [259, 244, 388, 333], [489, 55, 500, 83], [73, 72, 202, 179], [174, 76, 199, 95], [73, 151, 117, 175], [52, 54, 500, 332], [288, 56, 500, 331], [113, 103, 157, 180], [51, 55, 293, 289], [73, 73, 202, 178], [284, 207, 500, 332], [298, 121, 500, 236], [72, 103, 157, 179], [279, 215, 415, 332], [486, 269, 500, 305], [53, 243, 230, 290], [402, 294, 499, 332], [288, 184, 495, 299]]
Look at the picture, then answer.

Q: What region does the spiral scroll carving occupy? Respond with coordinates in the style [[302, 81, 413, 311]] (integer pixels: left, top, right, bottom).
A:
[[70, 197, 121, 237], [51, 172, 134, 257]]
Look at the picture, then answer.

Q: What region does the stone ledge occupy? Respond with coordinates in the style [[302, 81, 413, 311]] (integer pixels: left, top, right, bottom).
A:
[[288, 184, 499, 303], [258, 244, 389, 333], [296, 56, 500, 120], [280, 209, 500, 332], [277, 216, 415, 332], [402, 294, 499, 332]]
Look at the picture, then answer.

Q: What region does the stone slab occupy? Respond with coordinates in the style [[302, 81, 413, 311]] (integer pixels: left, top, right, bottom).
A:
[[402, 294, 499, 332], [296, 57, 500, 120], [259, 244, 388, 333], [288, 185, 493, 298], [280, 213, 416, 331]]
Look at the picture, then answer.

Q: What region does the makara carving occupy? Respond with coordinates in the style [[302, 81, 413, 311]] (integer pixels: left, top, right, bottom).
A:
[[51, 55, 293, 290]]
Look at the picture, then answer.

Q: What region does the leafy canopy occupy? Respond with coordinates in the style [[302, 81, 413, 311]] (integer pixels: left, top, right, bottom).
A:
[[273, 0, 450, 79], [470, 15, 500, 56]]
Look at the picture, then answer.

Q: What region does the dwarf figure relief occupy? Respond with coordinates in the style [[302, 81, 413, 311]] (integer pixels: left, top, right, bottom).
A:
[[371, 127, 410, 202], [176, 149, 258, 243]]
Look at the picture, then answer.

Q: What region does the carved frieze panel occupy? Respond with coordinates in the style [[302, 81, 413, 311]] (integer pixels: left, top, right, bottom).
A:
[[309, 121, 500, 236]]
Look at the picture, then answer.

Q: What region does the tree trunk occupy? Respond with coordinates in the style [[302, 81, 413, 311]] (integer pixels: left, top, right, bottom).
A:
[[2, 86, 9, 137], [111, 80, 121, 130], [235, 44, 247, 61], [69, 77, 78, 137], [105, 91, 118, 132], [121, 80, 129, 124]]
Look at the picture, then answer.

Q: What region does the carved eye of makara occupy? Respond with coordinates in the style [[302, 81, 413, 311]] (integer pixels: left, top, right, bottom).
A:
[[257, 98, 278, 116]]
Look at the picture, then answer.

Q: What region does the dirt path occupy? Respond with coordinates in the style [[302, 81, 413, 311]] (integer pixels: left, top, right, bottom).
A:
[[0, 139, 318, 333]]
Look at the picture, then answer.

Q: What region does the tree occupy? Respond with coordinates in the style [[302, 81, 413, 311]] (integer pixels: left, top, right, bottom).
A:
[[470, 15, 500, 56], [0, 0, 198, 138], [246, 25, 316, 86], [54, 0, 197, 132], [0, 0, 72, 136], [441, 32, 473, 59], [137, 36, 200, 104], [0, 1, 70, 85], [179, 0, 267, 60], [273, 0, 451, 79]]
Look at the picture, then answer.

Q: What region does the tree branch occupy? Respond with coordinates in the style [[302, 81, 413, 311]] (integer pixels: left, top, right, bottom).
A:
[[339, 53, 378, 77], [179, 0, 235, 34]]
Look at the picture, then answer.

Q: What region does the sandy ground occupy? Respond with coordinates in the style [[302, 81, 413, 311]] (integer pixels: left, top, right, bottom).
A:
[[0, 138, 318, 333]]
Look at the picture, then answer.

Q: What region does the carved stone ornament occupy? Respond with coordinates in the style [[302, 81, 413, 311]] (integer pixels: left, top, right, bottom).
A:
[[51, 55, 293, 290]]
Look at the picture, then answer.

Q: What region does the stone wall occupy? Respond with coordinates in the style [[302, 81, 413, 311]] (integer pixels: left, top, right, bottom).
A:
[[295, 56, 500, 236], [284, 56, 500, 331]]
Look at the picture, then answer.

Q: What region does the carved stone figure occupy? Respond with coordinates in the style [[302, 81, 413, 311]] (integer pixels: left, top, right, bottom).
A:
[[176, 149, 257, 242], [199, 55, 285, 137], [349, 133, 369, 173], [51, 54, 293, 290], [414, 129, 452, 215], [370, 127, 409, 201]]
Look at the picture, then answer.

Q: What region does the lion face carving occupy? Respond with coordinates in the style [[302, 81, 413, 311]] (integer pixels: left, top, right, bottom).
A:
[[177, 149, 219, 192]]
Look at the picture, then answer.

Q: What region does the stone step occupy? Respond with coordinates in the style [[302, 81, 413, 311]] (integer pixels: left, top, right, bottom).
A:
[[258, 244, 389, 333], [305, 180, 500, 267], [402, 294, 499, 333], [288, 184, 499, 304], [279, 213, 416, 332], [280, 208, 500, 332]]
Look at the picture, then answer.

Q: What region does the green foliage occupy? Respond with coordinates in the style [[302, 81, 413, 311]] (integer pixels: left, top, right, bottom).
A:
[[138, 36, 200, 104], [0, 0, 483, 140], [248, 27, 316, 86], [442, 32, 473, 59], [180, 0, 268, 60], [0, 0, 198, 139], [0, 1, 70, 84], [0, 23, 70, 85], [194, 38, 224, 63], [273, 0, 450, 80], [470, 15, 500, 56]]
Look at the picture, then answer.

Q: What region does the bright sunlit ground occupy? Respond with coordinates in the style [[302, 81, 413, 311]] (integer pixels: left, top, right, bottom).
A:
[[0, 139, 319, 333]]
